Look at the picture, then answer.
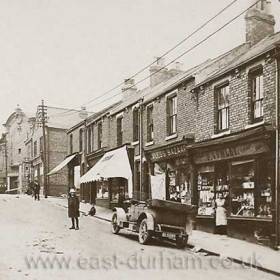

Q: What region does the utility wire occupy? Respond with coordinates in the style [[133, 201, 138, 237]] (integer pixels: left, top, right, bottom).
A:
[[85, 0, 262, 111], [48, 0, 240, 118]]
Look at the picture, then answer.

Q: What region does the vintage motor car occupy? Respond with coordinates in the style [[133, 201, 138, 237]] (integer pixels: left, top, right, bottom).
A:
[[111, 199, 197, 248]]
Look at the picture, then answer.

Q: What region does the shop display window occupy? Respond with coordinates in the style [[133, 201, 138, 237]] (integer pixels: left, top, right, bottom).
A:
[[215, 164, 229, 200], [230, 160, 255, 217], [96, 181, 109, 199], [197, 168, 215, 215], [256, 158, 273, 219], [111, 178, 128, 203]]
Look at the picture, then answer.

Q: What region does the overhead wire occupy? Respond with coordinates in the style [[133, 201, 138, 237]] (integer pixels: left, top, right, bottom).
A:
[[47, 0, 240, 118], [85, 0, 262, 111]]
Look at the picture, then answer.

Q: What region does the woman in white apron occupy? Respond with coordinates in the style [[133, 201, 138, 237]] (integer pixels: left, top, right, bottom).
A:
[[215, 193, 228, 235]]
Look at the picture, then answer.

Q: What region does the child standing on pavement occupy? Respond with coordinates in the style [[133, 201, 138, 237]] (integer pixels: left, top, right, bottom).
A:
[[68, 188, 80, 230]]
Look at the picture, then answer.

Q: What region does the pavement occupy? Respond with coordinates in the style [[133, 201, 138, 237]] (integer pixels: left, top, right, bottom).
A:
[[43, 196, 280, 276]]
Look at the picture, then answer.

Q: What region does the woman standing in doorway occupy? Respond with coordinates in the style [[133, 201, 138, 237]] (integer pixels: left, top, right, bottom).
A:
[[215, 193, 228, 235], [68, 188, 80, 230]]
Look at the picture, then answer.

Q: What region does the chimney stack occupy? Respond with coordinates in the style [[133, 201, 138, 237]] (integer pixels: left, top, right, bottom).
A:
[[169, 62, 183, 77], [121, 78, 137, 99], [79, 106, 88, 119], [149, 57, 170, 88], [245, 0, 275, 47]]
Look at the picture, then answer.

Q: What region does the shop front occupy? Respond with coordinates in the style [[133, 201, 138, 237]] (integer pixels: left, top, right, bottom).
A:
[[146, 139, 194, 203], [190, 125, 275, 245], [80, 145, 134, 209]]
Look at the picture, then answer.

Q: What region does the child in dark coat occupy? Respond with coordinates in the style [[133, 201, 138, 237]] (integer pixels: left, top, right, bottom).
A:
[[68, 188, 80, 230]]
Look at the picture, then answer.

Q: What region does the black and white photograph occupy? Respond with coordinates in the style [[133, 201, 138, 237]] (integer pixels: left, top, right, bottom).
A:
[[0, 0, 280, 279]]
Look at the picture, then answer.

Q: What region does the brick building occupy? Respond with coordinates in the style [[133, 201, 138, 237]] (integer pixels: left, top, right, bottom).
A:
[[25, 106, 93, 197], [66, 0, 279, 246]]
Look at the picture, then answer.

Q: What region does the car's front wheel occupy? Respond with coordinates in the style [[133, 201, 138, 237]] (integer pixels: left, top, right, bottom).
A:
[[111, 213, 120, 234], [138, 219, 152, 244]]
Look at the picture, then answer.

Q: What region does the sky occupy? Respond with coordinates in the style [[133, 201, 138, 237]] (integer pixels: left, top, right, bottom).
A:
[[1, 0, 280, 134]]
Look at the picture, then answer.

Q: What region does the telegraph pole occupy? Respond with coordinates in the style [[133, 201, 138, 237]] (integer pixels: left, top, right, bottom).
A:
[[4, 137, 8, 190], [39, 100, 48, 198]]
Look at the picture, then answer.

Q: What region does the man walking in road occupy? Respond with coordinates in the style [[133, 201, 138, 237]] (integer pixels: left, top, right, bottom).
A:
[[33, 180, 40, 201], [68, 188, 80, 230]]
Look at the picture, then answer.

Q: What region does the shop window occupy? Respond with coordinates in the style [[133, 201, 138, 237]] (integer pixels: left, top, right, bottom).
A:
[[96, 180, 109, 199], [256, 158, 273, 219], [215, 163, 229, 199], [197, 165, 215, 215], [133, 108, 139, 142], [216, 84, 229, 132], [111, 178, 128, 203], [167, 161, 176, 199], [166, 95, 177, 136], [147, 105, 154, 142], [250, 69, 264, 122], [117, 117, 123, 146], [230, 160, 255, 217]]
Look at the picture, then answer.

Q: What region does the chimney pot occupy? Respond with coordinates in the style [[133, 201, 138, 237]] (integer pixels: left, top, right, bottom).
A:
[[121, 78, 137, 99]]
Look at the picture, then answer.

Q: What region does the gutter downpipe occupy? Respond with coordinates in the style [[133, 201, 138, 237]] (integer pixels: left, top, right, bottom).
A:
[[139, 98, 144, 201], [275, 55, 279, 249]]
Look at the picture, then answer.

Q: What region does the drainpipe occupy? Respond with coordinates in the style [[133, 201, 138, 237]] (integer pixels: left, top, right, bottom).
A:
[[139, 98, 144, 201], [275, 55, 280, 249]]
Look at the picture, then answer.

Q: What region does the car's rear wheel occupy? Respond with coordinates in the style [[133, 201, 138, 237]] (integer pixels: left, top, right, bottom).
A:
[[176, 235, 188, 249], [138, 219, 152, 244], [111, 213, 120, 234]]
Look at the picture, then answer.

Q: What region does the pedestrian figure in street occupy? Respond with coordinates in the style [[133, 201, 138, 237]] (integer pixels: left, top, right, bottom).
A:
[[68, 188, 80, 230], [33, 180, 40, 201], [214, 193, 228, 235]]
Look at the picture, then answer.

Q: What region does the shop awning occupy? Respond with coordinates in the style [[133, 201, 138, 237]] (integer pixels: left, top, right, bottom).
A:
[[47, 154, 77, 176], [79, 146, 133, 197]]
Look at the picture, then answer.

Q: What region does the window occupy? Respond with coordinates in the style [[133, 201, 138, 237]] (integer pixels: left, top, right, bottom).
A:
[[87, 127, 92, 153], [251, 70, 264, 122], [18, 148, 21, 154], [117, 117, 123, 146], [167, 95, 177, 136], [79, 128, 84, 152], [197, 166, 215, 215], [231, 160, 255, 217], [230, 158, 272, 219], [97, 122, 102, 149], [34, 141, 37, 157], [39, 136, 43, 153], [217, 84, 229, 132], [147, 105, 154, 142], [133, 108, 139, 142], [69, 134, 73, 154]]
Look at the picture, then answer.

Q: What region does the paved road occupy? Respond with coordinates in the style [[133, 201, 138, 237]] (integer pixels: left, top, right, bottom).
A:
[[0, 194, 278, 280]]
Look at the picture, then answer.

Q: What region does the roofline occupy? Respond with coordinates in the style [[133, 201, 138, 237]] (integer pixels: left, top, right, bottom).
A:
[[46, 105, 94, 114], [66, 120, 86, 134], [192, 43, 280, 90]]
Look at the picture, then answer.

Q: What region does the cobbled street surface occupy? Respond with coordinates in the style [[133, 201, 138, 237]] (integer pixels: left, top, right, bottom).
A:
[[0, 194, 278, 280]]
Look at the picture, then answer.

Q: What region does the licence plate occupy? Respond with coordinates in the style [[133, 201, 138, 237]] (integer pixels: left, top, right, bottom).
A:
[[162, 232, 176, 239]]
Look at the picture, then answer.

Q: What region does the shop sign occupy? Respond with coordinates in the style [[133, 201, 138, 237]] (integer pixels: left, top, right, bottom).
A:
[[150, 144, 187, 162], [193, 140, 270, 164]]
